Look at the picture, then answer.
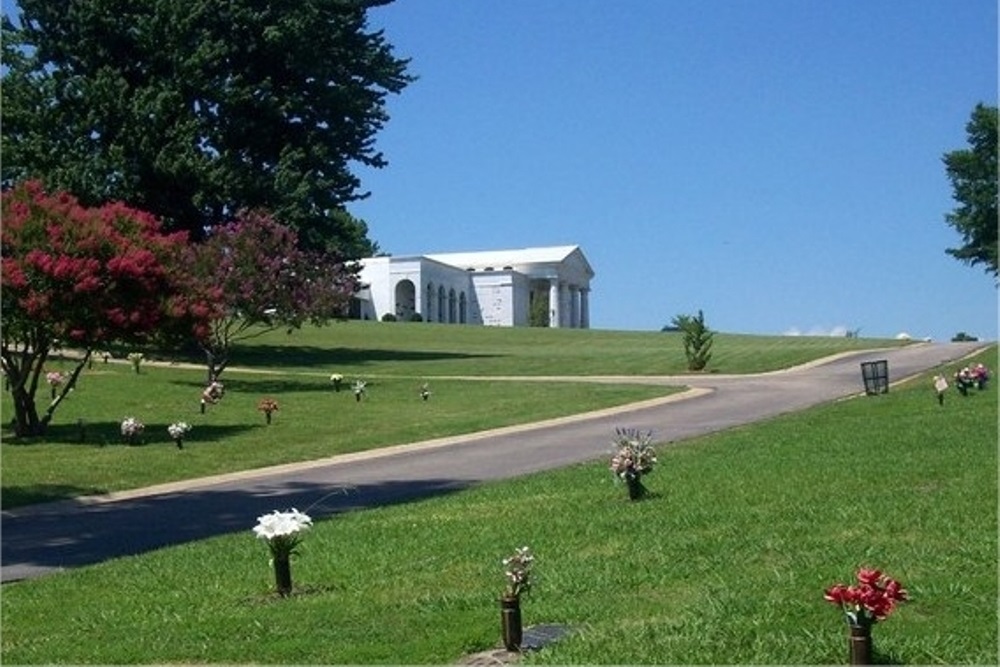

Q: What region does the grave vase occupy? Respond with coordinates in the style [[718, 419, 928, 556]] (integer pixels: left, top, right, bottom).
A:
[[848, 623, 872, 665], [500, 596, 522, 651]]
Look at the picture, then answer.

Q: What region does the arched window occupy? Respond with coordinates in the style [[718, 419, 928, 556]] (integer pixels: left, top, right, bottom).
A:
[[394, 280, 416, 320]]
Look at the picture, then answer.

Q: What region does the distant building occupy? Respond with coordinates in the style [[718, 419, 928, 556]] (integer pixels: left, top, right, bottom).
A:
[[355, 245, 594, 328]]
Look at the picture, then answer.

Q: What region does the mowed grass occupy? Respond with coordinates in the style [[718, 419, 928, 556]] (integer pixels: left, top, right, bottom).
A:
[[1, 324, 902, 508], [169, 320, 905, 376], [1, 347, 994, 665]]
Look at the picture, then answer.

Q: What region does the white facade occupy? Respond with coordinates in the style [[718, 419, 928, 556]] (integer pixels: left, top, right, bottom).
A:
[[356, 245, 594, 328]]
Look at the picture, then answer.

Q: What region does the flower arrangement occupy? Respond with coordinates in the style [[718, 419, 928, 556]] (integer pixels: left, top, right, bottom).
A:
[[609, 427, 657, 500], [420, 383, 431, 401], [253, 508, 313, 596], [824, 567, 909, 629], [127, 352, 144, 373], [257, 398, 279, 424], [121, 417, 145, 445], [353, 379, 367, 402], [200, 380, 225, 412], [933, 375, 948, 405], [46, 371, 65, 398], [167, 422, 191, 449], [502, 545, 534, 600], [330, 373, 344, 391]]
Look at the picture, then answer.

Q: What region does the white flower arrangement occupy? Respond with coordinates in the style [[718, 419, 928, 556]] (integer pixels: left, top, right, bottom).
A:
[[127, 352, 144, 373], [121, 417, 145, 438], [253, 508, 313, 557], [121, 417, 145, 444], [253, 508, 313, 597], [167, 422, 191, 448], [502, 545, 534, 599], [609, 427, 657, 481]]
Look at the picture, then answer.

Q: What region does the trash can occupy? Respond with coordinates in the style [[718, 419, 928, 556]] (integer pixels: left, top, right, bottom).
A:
[[860, 360, 889, 395]]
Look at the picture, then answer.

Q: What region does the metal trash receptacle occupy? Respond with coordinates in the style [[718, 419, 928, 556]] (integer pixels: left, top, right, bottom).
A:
[[860, 360, 889, 395]]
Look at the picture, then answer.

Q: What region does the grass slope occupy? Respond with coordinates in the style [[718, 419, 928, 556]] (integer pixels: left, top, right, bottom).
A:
[[1, 347, 994, 665]]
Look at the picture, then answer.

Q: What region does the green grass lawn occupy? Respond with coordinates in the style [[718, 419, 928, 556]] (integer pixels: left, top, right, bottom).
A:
[[146, 320, 906, 376], [1, 346, 994, 665]]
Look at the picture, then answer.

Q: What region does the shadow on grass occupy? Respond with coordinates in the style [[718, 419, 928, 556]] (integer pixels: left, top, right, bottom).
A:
[[199, 377, 345, 395], [227, 344, 501, 369], [2, 483, 109, 509], [2, 422, 256, 447], [1, 477, 474, 583]]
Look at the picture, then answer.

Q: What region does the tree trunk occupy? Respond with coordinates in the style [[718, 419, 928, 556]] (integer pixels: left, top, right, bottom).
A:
[[9, 383, 43, 436], [203, 347, 228, 383]]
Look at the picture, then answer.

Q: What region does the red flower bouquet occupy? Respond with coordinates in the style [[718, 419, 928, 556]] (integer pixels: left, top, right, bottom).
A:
[[824, 568, 908, 628]]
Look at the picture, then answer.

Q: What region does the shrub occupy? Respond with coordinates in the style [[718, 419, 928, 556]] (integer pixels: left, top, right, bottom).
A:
[[671, 309, 714, 371]]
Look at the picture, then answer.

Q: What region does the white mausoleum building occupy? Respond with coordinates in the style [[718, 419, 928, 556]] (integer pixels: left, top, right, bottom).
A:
[[356, 245, 594, 328]]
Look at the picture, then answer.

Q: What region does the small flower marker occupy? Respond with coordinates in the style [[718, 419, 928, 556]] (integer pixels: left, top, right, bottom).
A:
[[353, 380, 367, 402], [120, 417, 145, 445], [609, 427, 657, 500], [257, 398, 279, 424], [167, 422, 191, 449], [330, 373, 343, 392], [127, 352, 144, 374]]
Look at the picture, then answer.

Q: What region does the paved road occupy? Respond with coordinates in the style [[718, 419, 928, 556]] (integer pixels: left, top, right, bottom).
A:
[[1, 342, 985, 583]]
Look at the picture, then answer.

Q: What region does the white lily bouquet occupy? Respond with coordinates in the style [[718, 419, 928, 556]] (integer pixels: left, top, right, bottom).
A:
[[253, 508, 312, 596]]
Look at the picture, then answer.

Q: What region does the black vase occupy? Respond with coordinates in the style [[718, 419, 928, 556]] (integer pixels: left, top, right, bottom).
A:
[[626, 473, 646, 500], [500, 596, 522, 651], [273, 554, 293, 597], [848, 623, 872, 665]]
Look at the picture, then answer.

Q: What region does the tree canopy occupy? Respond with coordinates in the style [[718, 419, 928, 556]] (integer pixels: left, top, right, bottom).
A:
[[1, 0, 413, 256], [181, 210, 359, 381], [942, 103, 998, 278], [1, 181, 207, 436]]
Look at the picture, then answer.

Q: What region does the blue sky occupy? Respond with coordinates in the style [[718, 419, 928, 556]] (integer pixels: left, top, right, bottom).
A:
[[350, 0, 998, 341]]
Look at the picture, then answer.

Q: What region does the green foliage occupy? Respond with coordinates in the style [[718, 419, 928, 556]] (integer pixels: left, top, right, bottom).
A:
[[0, 0, 414, 256], [0, 181, 203, 435], [671, 309, 715, 371], [942, 103, 998, 277], [1, 348, 995, 664], [952, 331, 979, 342], [381, 313, 398, 322], [529, 291, 550, 327]]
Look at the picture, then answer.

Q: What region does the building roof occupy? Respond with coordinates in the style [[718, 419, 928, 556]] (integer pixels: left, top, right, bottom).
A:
[[426, 245, 589, 273]]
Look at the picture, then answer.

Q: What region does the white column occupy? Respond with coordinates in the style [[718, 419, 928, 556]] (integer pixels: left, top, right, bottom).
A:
[[580, 288, 590, 329], [549, 279, 561, 328]]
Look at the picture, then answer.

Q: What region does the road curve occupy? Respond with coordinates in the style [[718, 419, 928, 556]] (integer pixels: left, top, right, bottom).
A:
[[1, 342, 986, 583]]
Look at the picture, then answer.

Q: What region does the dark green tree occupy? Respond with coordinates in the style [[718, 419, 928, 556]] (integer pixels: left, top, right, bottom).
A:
[[671, 310, 714, 371], [942, 103, 998, 278], [1, 0, 413, 256]]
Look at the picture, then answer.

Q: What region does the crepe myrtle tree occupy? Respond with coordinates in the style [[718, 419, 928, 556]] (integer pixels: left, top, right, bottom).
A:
[[1, 181, 210, 436], [182, 210, 359, 382]]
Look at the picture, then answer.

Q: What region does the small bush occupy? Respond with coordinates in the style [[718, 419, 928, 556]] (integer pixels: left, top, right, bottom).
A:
[[381, 313, 397, 322], [408, 313, 423, 322]]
